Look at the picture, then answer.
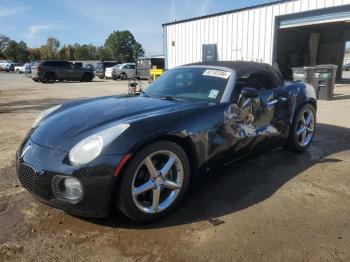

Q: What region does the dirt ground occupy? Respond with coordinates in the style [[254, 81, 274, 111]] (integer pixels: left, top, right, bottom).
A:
[[0, 73, 349, 262]]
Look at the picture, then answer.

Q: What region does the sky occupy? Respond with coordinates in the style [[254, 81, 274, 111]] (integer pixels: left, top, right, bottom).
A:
[[0, 0, 279, 56]]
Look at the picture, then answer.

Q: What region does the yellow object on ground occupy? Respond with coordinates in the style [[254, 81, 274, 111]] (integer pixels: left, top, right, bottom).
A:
[[150, 68, 164, 80]]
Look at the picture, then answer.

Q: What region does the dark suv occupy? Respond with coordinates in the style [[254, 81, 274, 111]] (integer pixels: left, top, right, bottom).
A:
[[31, 60, 95, 83], [95, 61, 119, 79]]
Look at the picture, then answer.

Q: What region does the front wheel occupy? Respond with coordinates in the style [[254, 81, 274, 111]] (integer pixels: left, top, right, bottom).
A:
[[117, 141, 190, 222], [120, 73, 127, 80], [81, 73, 93, 82], [286, 104, 316, 152]]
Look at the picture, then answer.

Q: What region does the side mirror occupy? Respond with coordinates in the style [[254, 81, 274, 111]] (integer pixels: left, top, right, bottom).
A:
[[237, 87, 259, 108], [240, 87, 259, 99]]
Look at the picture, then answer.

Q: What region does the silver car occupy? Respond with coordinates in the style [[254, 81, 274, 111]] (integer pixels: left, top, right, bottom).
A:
[[112, 63, 136, 80]]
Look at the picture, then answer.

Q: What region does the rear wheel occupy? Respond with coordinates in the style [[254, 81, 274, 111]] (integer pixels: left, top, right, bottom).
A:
[[117, 141, 190, 222], [286, 104, 316, 152]]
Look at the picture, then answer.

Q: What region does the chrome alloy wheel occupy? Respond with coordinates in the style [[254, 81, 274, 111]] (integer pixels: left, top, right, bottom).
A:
[[131, 150, 184, 214], [296, 108, 315, 147]]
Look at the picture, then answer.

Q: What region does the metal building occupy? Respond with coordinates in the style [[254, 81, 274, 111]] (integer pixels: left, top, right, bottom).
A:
[[163, 0, 350, 79]]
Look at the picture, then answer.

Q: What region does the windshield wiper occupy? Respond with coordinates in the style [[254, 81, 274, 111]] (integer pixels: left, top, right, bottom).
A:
[[161, 96, 184, 101], [141, 91, 150, 97]]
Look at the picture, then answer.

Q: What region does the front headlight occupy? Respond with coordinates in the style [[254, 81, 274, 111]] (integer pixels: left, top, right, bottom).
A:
[[68, 124, 129, 165], [32, 104, 61, 127]]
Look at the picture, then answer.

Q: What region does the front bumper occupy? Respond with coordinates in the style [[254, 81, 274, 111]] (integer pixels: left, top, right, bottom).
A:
[[16, 139, 123, 218], [95, 72, 105, 78], [111, 72, 121, 78]]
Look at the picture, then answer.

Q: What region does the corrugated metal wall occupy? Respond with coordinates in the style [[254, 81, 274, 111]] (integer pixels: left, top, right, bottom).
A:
[[164, 0, 350, 69]]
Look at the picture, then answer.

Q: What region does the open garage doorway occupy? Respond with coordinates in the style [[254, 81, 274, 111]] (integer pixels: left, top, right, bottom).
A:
[[343, 41, 350, 81], [275, 21, 350, 81]]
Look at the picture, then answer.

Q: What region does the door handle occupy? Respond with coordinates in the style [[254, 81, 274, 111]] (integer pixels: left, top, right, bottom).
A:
[[266, 99, 278, 106], [267, 97, 288, 106], [278, 97, 288, 102]]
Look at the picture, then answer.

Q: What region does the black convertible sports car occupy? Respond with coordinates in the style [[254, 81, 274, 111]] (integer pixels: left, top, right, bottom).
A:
[[16, 61, 317, 222]]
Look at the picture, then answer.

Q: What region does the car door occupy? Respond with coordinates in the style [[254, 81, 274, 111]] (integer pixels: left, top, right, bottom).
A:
[[129, 64, 136, 78], [225, 72, 292, 155], [59, 61, 74, 80], [71, 63, 83, 80], [123, 64, 132, 78]]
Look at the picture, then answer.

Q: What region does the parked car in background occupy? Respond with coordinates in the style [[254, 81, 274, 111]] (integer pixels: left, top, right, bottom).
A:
[[25, 61, 40, 78], [343, 63, 350, 71], [136, 57, 165, 80], [83, 64, 95, 70], [8, 63, 22, 72], [0, 60, 11, 71], [15, 63, 27, 73], [95, 61, 119, 79], [111, 63, 136, 80], [105, 64, 120, 79], [31, 60, 95, 83]]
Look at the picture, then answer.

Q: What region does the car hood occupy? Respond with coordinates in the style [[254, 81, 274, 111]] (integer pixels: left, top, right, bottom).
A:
[[30, 95, 203, 151]]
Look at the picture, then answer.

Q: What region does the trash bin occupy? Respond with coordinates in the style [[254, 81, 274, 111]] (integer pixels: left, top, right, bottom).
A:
[[312, 65, 338, 101], [292, 67, 314, 84]]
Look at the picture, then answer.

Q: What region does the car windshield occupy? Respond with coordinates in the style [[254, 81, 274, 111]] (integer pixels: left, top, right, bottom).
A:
[[144, 67, 231, 102]]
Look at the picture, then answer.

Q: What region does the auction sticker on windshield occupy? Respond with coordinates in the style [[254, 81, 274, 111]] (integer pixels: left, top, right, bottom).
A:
[[208, 89, 219, 99], [203, 69, 231, 79]]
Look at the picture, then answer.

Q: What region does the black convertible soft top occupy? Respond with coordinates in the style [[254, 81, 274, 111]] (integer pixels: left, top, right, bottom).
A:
[[185, 61, 284, 87]]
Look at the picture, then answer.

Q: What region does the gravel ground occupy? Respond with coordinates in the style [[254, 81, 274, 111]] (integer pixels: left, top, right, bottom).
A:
[[0, 72, 350, 262]]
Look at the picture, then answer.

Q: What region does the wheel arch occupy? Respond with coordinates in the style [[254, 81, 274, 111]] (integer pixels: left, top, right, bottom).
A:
[[115, 134, 199, 182], [108, 134, 199, 214]]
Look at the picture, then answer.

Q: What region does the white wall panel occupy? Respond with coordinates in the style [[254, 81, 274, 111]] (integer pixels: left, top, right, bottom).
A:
[[164, 0, 350, 68], [316, 0, 326, 9], [265, 5, 274, 63], [236, 11, 243, 60], [309, 0, 318, 10], [252, 8, 260, 61], [293, 0, 302, 12]]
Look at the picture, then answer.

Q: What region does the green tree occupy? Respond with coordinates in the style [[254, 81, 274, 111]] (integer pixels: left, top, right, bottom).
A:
[[104, 30, 144, 62], [0, 35, 11, 58], [3, 40, 29, 62], [40, 37, 60, 59], [86, 44, 98, 60], [97, 46, 111, 61], [29, 48, 41, 61], [73, 44, 89, 60], [59, 45, 75, 60]]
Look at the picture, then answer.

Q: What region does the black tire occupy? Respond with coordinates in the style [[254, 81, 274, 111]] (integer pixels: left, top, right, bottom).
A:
[[81, 73, 93, 82], [117, 141, 190, 223], [285, 103, 316, 152], [32, 78, 39, 82], [43, 72, 56, 84], [16, 69, 20, 74], [112, 75, 118, 80], [98, 75, 104, 79], [120, 73, 127, 80]]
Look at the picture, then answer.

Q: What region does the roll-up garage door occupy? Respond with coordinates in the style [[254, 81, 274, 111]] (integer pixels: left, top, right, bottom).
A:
[[278, 5, 350, 29]]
